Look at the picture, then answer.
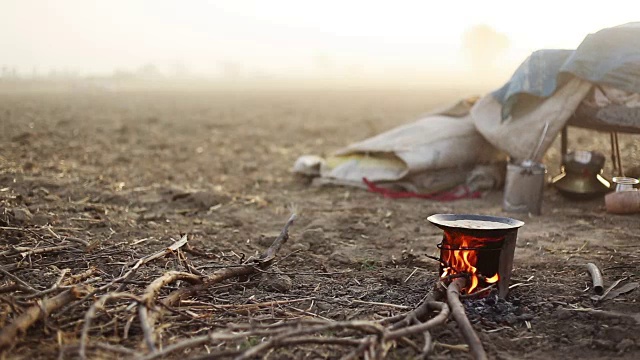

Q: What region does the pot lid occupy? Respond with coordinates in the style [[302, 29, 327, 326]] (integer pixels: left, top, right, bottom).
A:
[[427, 214, 524, 236]]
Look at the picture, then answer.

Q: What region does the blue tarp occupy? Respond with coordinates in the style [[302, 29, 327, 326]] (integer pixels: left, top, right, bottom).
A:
[[493, 22, 640, 119]]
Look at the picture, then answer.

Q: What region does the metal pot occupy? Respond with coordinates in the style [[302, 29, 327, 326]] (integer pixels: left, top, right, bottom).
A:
[[552, 151, 611, 199]]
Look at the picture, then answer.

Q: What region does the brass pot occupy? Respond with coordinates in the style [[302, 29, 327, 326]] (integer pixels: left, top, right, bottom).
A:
[[552, 151, 611, 199]]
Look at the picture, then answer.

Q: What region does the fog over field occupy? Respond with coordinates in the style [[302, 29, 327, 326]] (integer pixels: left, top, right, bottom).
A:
[[2, 0, 637, 90]]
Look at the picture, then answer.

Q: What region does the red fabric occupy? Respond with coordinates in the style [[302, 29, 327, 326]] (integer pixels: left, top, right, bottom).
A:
[[362, 177, 481, 202]]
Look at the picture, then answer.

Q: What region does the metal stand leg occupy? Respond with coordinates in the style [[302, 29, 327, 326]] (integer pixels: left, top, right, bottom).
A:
[[561, 126, 568, 160], [613, 132, 623, 176], [610, 132, 618, 174]]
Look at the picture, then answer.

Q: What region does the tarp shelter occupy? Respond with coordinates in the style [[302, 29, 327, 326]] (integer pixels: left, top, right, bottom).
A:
[[293, 22, 640, 197]]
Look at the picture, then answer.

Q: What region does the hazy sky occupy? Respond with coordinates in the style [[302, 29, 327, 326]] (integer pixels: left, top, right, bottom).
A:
[[2, 0, 638, 77]]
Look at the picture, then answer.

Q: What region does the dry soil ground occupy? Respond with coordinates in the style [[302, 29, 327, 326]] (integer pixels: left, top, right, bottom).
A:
[[0, 88, 639, 359]]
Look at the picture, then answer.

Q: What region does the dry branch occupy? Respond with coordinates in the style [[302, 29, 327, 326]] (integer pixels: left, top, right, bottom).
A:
[[138, 271, 203, 351], [159, 214, 296, 309], [80, 292, 142, 360], [16, 211, 493, 359], [115, 235, 189, 292], [447, 278, 487, 360], [235, 320, 384, 360], [385, 286, 441, 329], [16, 244, 77, 257], [141, 271, 203, 307], [59, 236, 189, 316], [140, 214, 297, 354], [0, 286, 88, 351], [384, 301, 449, 341], [64, 267, 98, 285], [0, 265, 38, 293]]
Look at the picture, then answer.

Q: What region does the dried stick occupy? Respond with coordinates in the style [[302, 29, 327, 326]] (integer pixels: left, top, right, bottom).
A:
[[64, 267, 98, 285], [161, 214, 296, 309], [138, 271, 203, 351], [14, 244, 77, 257], [0, 283, 21, 293], [141, 271, 203, 307], [80, 292, 141, 360], [447, 278, 487, 360], [59, 236, 189, 316], [235, 320, 384, 360], [18, 268, 69, 300], [115, 235, 189, 292], [586, 263, 604, 295], [0, 265, 37, 293], [137, 334, 212, 360], [384, 301, 449, 341], [421, 331, 433, 359], [385, 285, 442, 329], [0, 286, 88, 351], [141, 214, 297, 354], [60, 236, 90, 247]]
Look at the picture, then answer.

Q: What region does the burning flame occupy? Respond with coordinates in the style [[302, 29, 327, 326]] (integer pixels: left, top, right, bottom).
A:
[[440, 232, 502, 294]]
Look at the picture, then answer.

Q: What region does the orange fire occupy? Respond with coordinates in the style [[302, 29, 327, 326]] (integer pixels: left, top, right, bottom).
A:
[[440, 232, 502, 294]]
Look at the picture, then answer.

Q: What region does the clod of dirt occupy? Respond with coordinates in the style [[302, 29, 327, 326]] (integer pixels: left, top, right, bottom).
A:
[[290, 242, 310, 252], [139, 211, 165, 221], [260, 267, 292, 292], [11, 132, 34, 144], [301, 228, 325, 242], [43, 194, 61, 202], [351, 222, 366, 231], [31, 213, 50, 226], [592, 339, 617, 350], [328, 252, 352, 266], [599, 326, 630, 343], [171, 191, 230, 211], [302, 228, 335, 255], [554, 307, 573, 320], [187, 191, 228, 209], [256, 232, 280, 247], [616, 339, 635, 352], [93, 191, 129, 206], [11, 208, 33, 224]]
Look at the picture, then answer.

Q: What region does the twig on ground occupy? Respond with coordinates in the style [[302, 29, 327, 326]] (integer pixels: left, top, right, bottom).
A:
[[143, 214, 297, 353], [0, 265, 38, 293], [159, 215, 296, 308], [19, 268, 70, 300], [385, 286, 441, 329], [434, 341, 469, 352], [235, 320, 384, 360], [80, 292, 141, 360], [447, 278, 487, 360], [138, 271, 203, 351], [384, 301, 449, 341], [115, 235, 189, 292], [58, 236, 189, 316], [15, 244, 77, 257], [0, 286, 89, 351]]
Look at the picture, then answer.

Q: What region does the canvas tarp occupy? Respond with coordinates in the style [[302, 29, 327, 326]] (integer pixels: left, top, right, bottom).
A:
[[293, 99, 507, 194], [293, 22, 640, 196], [472, 77, 593, 163], [493, 22, 640, 120]]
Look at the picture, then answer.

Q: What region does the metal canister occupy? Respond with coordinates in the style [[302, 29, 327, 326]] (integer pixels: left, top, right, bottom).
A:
[[503, 161, 546, 215]]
